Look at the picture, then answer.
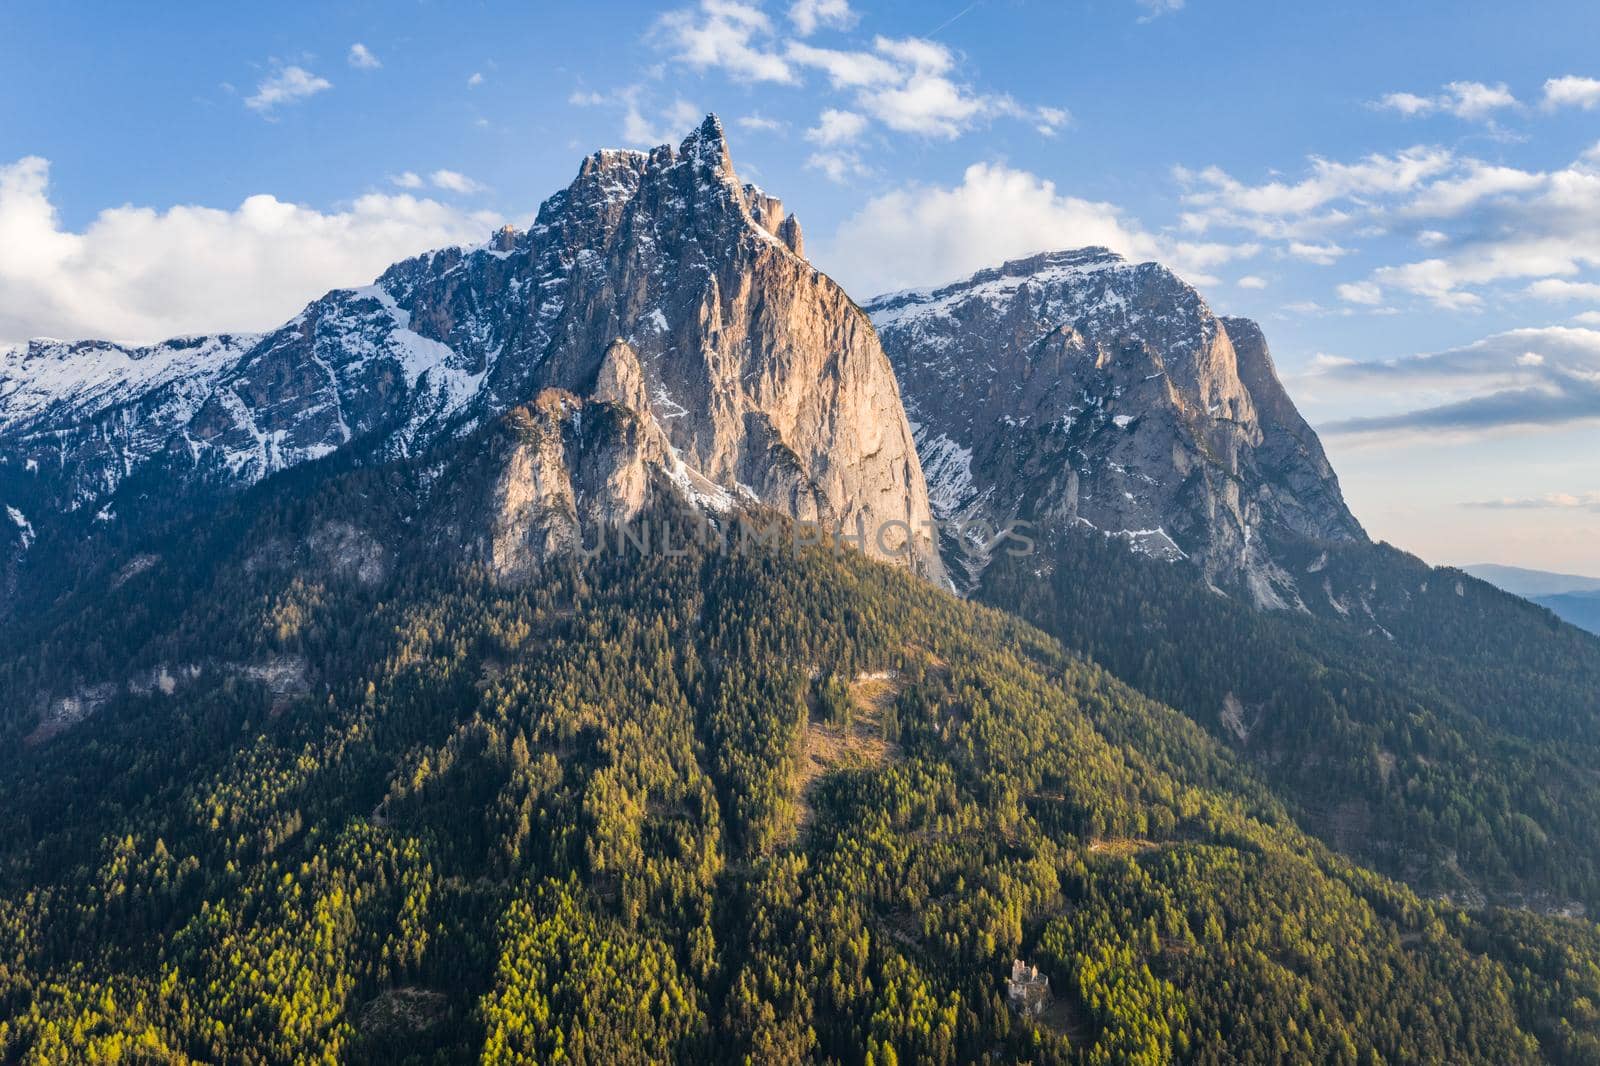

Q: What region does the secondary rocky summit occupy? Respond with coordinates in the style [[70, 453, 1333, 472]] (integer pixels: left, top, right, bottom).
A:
[[0, 115, 945, 590], [868, 248, 1365, 607]]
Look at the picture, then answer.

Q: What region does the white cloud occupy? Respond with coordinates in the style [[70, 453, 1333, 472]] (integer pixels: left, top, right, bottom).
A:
[[817, 162, 1248, 296], [854, 36, 1033, 139], [245, 65, 333, 113], [1309, 352, 1356, 371], [656, 0, 796, 84], [0, 156, 498, 349], [806, 151, 869, 184], [566, 85, 702, 147], [1377, 80, 1517, 121], [468, 72, 485, 87], [1236, 275, 1268, 289], [1449, 80, 1518, 119], [1034, 106, 1071, 136], [389, 171, 424, 189], [1402, 161, 1546, 217], [1188, 140, 1600, 310], [737, 113, 783, 131], [789, 0, 854, 36], [1135, 0, 1184, 21], [806, 108, 867, 145], [862, 71, 990, 137], [1287, 240, 1350, 265], [1379, 92, 1434, 117], [1337, 280, 1383, 305], [1178, 147, 1454, 220], [654, 7, 1062, 142], [1304, 326, 1600, 437], [1543, 75, 1600, 111], [1528, 278, 1600, 300], [873, 36, 954, 73], [428, 170, 485, 194], [622, 95, 704, 147], [1367, 150, 1600, 307], [347, 43, 381, 70], [1467, 491, 1600, 511], [785, 41, 900, 87]]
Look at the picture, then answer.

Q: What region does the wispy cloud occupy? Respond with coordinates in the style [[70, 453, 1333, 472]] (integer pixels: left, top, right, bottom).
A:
[[1466, 491, 1600, 511], [348, 43, 381, 70], [1179, 133, 1600, 311], [788, 0, 855, 36], [429, 169, 486, 194], [1288, 240, 1350, 265], [245, 65, 332, 114], [805, 107, 867, 145], [806, 150, 870, 184], [1375, 80, 1517, 122], [1307, 327, 1600, 437], [1337, 280, 1382, 304], [567, 85, 702, 147], [1134, 0, 1184, 22], [623, 96, 704, 147], [652, 3, 1065, 141], [1176, 147, 1453, 227]]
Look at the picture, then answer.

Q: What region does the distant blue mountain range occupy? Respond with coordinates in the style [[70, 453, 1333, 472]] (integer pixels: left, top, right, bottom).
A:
[[1466, 564, 1600, 636]]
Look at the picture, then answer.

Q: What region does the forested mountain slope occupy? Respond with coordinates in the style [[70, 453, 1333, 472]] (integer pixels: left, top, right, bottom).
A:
[[1, 422, 1598, 1064], [982, 525, 1600, 916], [873, 248, 1600, 918]]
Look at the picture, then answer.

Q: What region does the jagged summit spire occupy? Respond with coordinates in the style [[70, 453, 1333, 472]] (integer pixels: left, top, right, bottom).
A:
[[685, 112, 727, 149], [678, 112, 735, 180]]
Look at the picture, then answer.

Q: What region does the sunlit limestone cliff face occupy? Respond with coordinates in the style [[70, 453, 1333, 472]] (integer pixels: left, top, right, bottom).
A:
[[867, 248, 1366, 608], [0, 115, 945, 597]]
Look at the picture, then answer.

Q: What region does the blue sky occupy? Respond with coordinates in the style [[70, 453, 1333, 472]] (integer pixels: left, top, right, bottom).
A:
[[3, 0, 1599, 572]]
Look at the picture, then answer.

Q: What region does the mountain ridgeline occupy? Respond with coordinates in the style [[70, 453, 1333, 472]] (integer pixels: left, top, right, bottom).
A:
[[2, 117, 1600, 1063]]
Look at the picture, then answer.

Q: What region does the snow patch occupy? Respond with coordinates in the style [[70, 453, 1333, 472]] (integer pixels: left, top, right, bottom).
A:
[[6, 505, 34, 549], [911, 426, 975, 519]]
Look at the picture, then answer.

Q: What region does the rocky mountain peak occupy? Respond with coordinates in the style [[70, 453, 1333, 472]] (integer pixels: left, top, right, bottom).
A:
[[679, 112, 736, 177], [1, 117, 944, 602], [868, 247, 1363, 607]]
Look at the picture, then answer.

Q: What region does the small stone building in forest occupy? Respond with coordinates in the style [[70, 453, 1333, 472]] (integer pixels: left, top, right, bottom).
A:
[[1007, 959, 1052, 1017]]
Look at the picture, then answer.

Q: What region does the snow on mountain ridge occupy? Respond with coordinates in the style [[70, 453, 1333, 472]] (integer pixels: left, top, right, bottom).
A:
[[0, 335, 260, 431]]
